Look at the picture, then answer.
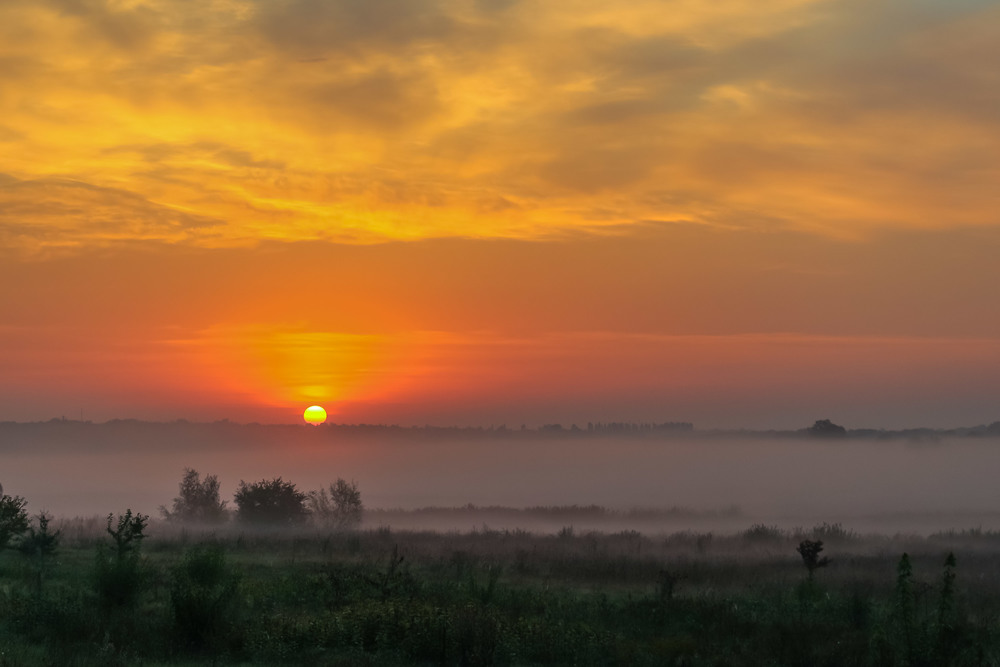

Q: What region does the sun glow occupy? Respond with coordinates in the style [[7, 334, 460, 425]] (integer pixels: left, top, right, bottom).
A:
[[303, 405, 327, 425]]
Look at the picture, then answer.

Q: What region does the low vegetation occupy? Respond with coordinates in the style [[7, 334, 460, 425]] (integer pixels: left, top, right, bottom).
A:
[[0, 469, 1000, 666], [4, 480, 1000, 664]]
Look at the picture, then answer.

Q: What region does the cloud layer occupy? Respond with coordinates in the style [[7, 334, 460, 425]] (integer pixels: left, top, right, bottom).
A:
[[1, 0, 998, 250], [4, 1, 1000, 428]]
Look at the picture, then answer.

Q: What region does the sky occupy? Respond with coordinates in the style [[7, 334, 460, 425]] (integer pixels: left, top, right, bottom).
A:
[[1, 0, 999, 429]]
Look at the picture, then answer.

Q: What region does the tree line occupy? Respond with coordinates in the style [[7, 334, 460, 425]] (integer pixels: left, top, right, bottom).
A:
[[160, 468, 363, 529], [0, 470, 363, 591]]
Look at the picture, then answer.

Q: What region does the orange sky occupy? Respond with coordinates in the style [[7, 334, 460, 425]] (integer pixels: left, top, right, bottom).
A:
[[2, 0, 999, 428]]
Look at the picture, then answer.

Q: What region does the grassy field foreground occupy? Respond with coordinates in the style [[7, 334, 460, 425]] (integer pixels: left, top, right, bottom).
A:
[[3, 519, 1000, 665]]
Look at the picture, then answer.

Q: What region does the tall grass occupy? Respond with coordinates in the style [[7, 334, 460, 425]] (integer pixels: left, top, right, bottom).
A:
[[1, 520, 999, 664]]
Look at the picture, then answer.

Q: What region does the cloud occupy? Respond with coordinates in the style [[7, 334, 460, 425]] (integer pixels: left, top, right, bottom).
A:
[[44, 0, 158, 51], [0, 0, 997, 250], [254, 0, 459, 59], [303, 68, 442, 131], [0, 176, 221, 250]]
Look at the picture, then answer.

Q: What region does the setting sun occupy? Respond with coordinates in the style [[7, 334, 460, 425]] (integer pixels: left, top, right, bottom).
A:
[[303, 405, 327, 425]]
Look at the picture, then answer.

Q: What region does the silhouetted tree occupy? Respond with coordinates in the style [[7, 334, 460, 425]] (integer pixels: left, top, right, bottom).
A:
[[806, 419, 847, 438], [95, 509, 149, 612], [19, 511, 60, 591], [936, 552, 959, 663], [234, 477, 309, 526], [19, 511, 60, 559], [307, 478, 363, 530], [0, 493, 29, 550], [796, 539, 830, 580], [106, 509, 149, 559], [161, 468, 228, 524]]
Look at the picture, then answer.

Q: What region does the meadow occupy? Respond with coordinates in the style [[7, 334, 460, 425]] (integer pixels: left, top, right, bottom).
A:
[[3, 512, 1000, 665]]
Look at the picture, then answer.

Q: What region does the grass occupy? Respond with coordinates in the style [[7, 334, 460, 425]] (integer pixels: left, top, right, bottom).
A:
[[2, 519, 1000, 665]]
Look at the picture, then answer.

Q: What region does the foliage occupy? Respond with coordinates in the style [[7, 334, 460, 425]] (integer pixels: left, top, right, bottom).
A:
[[234, 477, 309, 526], [94, 510, 149, 612], [3, 509, 1000, 665], [106, 509, 148, 559], [160, 468, 228, 524], [806, 418, 848, 437], [796, 539, 830, 579], [18, 511, 61, 591], [937, 552, 959, 664], [886, 551, 923, 664], [170, 544, 241, 653], [364, 544, 413, 600], [308, 478, 364, 530], [810, 521, 857, 542], [742, 522, 783, 542], [0, 493, 30, 550]]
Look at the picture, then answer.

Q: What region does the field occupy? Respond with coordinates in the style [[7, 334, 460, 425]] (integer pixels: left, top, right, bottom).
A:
[[3, 514, 1000, 665]]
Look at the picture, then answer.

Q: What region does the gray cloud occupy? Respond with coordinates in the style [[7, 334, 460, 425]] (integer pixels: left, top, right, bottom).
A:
[[255, 0, 458, 59], [0, 176, 222, 249], [45, 0, 158, 51], [304, 68, 442, 131], [103, 142, 287, 171]]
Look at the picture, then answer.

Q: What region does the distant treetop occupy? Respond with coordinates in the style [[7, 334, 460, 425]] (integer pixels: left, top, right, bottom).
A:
[[161, 468, 228, 524], [806, 419, 848, 438], [234, 477, 309, 526]]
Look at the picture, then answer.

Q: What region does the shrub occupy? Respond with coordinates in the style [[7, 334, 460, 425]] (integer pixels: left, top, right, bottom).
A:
[[106, 509, 148, 559], [18, 511, 60, 591], [811, 522, 857, 542], [234, 477, 309, 526], [0, 493, 30, 550], [161, 468, 228, 524], [796, 539, 830, 580], [935, 552, 962, 664], [94, 510, 149, 612], [742, 523, 783, 542], [307, 478, 363, 530], [170, 544, 241, 653]]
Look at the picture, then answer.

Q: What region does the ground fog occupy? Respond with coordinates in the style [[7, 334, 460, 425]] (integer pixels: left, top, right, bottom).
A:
[[3, 421, 999, 535]]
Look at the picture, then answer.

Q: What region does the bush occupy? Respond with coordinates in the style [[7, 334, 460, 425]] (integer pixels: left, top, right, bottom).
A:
[[307, 479, 363, 530], [18, 511, 60, 591], [234, 477, 309, 526], [808, 521, 856, 542], [94, 510, 149, 612], [0, 493, 30, 550], [796, 539, 830, 580], [170, 544, 241, 653], [161, 468, 228, 524], [742, 523, 783, 542]]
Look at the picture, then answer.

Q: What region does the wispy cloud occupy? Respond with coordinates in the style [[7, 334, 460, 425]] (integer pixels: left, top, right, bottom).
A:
[[0, 175, 222, 250], [0, 0, 996, 250]]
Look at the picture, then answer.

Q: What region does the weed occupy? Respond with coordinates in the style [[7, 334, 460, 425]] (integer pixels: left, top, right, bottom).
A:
[[742, 523, 783, 542], [811, 521, 858, 542]]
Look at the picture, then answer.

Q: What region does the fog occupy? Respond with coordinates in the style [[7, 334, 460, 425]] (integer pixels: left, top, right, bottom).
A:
[[3, 421, 1000, 535]]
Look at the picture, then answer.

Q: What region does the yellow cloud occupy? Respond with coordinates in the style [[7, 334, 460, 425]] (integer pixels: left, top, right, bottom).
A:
[[1, 0, 998, 252]]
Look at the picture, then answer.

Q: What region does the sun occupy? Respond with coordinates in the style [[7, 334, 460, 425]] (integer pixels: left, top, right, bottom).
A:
[[303, 405, 327, 425]]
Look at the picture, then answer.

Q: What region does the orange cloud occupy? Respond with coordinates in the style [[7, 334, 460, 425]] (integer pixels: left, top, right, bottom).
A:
[[3, 1, 1000, 428], [0, 0, 997, 252]]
